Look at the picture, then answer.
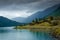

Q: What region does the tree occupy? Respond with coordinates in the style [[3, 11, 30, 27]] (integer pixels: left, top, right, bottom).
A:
[[32, 20, 35, 23], [48, 16, 54, 20], [35, 18, 40, 24], [51, 20, 58, 26], [39, 18, 41, 21], [35, 18, 38, 23]]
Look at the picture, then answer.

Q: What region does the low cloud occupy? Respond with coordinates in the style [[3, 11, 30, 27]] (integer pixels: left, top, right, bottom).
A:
[[0, 0, 60, 18]]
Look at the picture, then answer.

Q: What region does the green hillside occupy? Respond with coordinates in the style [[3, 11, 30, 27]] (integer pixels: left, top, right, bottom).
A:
[[50, 7, 60, 16], [46, 7, 60, 17]]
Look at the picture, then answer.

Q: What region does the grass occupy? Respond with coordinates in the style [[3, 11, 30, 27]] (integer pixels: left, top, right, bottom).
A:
[[14, 16, 60, 39]]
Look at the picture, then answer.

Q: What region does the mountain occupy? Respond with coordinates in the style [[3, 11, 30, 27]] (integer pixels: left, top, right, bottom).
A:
[[13, 17, 26, 23], [43, 5, 60, 19], [0, 16, 21, 27], [12, 4, 60, 23], [48, 6, 60, 17]]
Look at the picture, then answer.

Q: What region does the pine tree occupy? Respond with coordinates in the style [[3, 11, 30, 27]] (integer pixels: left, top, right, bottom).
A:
[[35, 18, 38, 23], [32, 20, 35, 23], [39, 18, 41, 21]]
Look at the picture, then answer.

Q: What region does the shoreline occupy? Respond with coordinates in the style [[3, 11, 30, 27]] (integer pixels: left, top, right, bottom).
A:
[[14, 25, 60, 40]]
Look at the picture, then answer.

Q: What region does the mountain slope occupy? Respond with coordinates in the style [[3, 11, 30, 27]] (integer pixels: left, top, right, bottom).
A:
[[12, 17, 26, 23], [24, 4, 60, 23], [12, 4, 60, 23], [49, 7, 60, 16], [0, 16, 21, 27]]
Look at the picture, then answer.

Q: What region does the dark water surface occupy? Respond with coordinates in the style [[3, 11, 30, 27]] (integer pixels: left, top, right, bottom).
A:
[[0, 27, 54, 40]]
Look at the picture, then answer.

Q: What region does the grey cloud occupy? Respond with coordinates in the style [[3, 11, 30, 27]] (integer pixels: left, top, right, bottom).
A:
[[0, 0, 60, 12], [0, 0, 41, 5], [0, 0, 41, 11], [0, 0, 60, 18], [25, 0, 60, 13]]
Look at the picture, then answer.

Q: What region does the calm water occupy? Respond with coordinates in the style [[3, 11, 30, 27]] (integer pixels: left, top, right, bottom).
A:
[[0, 27, 54, 40]]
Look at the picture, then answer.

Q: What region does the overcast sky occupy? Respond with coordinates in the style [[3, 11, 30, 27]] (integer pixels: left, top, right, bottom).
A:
[[0, 0, 60, 19]]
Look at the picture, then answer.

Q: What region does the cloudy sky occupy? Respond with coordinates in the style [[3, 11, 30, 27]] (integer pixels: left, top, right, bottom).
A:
[[0, 0, 60, 19]]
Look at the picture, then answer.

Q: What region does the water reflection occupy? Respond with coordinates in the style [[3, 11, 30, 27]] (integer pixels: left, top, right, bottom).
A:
[[0, 27, 54, 40], [30, 29, 54, 40]]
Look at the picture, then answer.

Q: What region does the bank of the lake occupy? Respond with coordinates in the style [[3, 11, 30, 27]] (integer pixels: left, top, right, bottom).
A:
[[15, 25, 60, 40], [15, 16, 60, 40]]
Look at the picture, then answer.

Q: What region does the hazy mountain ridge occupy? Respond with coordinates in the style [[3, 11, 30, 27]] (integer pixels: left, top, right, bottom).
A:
[[13, 17, 26, 23]]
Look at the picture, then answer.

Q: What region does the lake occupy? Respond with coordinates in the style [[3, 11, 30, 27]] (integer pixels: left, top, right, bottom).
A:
[[0, 27, 54, 40]]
